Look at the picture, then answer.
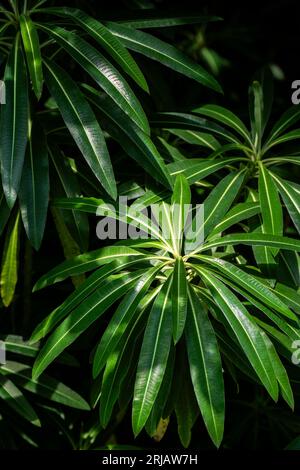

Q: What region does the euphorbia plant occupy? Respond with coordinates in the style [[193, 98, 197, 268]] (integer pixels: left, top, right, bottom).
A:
[[31, 173, 300, 446]]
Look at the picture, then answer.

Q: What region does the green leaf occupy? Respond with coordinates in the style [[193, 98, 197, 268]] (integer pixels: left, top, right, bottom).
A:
[[38, 24, 149, 134], [209, 202, 261, 237], [82, 85, 172, 189], [19, 121, 49, 250], [106, 22, 222, 93], [92, 265, 163, 377], [199, 269, 278, 400], [198, 256, 297, 321], [53, 196, 172, 250], [32, 271, 144, 379], [185, 170, 245, 252], [264, 106, 300, 147], [20, 14, 43, 99], [0, 34, 28, 208], [249, 81, 263, 146], [132, 275, 173, 435], [258, 163, 283, 258], [33, 245, 145, 291], [0, 376, 40, 426], [38, 7, 148, 92], [171, 174, 191, 253], [261, 332, 294, 409], [0, 211, 20, 307], [168, 129, 220, 151], [271, 173, 300, 233], [151, 112, 242, 144], [1, 361, 89, 410], [193, 104, 251, 146], [31, 257, 153, 343], [43, 59, 116, 199], [185, 285, 224, 447], [168, 157, 240, 185], [174, 358, 199, 448], [172, 257, 187, 343], [100, 289, 159, 426], [199, 233, 300, 253], [115, 13, 222, 29]]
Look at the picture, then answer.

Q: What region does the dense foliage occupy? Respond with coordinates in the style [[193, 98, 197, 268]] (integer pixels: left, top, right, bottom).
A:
[[0, 0, 300, 450]]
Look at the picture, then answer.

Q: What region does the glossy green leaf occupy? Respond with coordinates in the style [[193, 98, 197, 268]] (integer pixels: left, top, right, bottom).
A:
[[172, 257, 187, 343], [132, 275, 173, 435], [271, 173, 300, 233], [199, 233, 300, 253], [39, 7, 148, 92], [93, 265, 163, 377], [33, 271, 143, 379], [258, 163, 283, 238], [19, 122, 49, 250], [168, 157, 240, 185], [43, 59, 117, 199], [106, 22, 222, 92], [38, 24, 149, 134], [20, 14, 43, 99], [82, 85, 172, 189], [1, 361, 89, 410], [200, 269, 278, 400], [198, 256, 297, 321], [185, 285, 224, 447], [0, 376, 40, 426], [0, 34, 28, 208], [193, 104, 251, 146]]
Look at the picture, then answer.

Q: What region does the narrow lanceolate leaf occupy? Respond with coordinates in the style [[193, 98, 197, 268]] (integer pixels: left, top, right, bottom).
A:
[[168, 157, 239, 185], [100, 289, 158, 426], [168, 129, 220, 151], [185, 170, 245, 253], [37, 7, 148, 92], [0, 34, 28, 208], [0, 361, 89, 410], [82, 85, 172, 189], [0, 212, 20, 307], [33, 271, 143, 379], [200, 269, 278, 400], [271, 173, 300, 233], [171, 174, 191, 254], [258, 163, 283, 237], [209, 202, 261, 237], [185, 285, 224, 447], [172, 257, 187, 343], [193, 104, 251, 146], [151, 112, 242, 144], [92, 265, 162, 377], [43, 59, 116, 199], [19, 122, 49, 250], [199, 233, 300, 253], [20, 15, 43, 99], [38, 24, 149, 134], [132, 276, 173, 435], [0, 376, 40, 426], [260, 332, 294, 409], [106, 22, 222, 93], [33, 245, 144, 290], [31, 258, 152, 342], [115, 13, 222, 29], [198, 256, 297, 321], [264, 106, 300, 148]]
